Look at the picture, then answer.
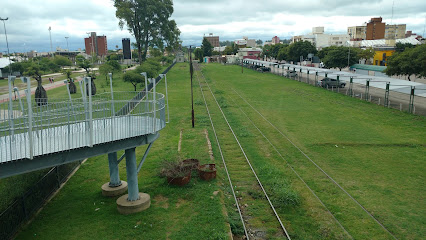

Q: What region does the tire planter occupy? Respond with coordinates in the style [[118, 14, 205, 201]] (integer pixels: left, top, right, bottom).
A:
[[167, 171, 191, 186], [182, 158, 200, 172], [198, 164, 216, 181]]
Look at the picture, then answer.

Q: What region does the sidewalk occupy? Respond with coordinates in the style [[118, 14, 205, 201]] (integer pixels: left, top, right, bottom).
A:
[[0, 76, 83, 103]]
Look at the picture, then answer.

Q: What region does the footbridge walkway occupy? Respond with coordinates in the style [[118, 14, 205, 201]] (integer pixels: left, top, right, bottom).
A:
[[0, 61, 174, 213]]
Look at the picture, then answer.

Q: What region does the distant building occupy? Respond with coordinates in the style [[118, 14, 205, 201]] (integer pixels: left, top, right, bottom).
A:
[[405, 30, 423, 39], [237, 47, 262, 59], [176, 51, 185, 62], [122, 38, 131, 60], [292, 27, 349, 50], [235, 36, 256, 48], [272, 36, 280, 45], [204, 33, 220, 47], [366, 17, 386, 40], [347, 25, 367, 40], [349, 17, 407, 41], [385, 24, 406, 39], [84, 32, 108, 57]]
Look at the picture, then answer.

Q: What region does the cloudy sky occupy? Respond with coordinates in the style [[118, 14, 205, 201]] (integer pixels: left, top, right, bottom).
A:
[[0, 0, 425, 53]]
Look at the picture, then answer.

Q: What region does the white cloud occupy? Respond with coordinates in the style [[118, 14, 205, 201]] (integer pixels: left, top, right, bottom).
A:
[[0, 0, 425, 52]]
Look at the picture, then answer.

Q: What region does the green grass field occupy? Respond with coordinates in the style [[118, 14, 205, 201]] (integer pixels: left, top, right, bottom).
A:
[[11, 62, 425, 239], [198, 63, 425, 239]]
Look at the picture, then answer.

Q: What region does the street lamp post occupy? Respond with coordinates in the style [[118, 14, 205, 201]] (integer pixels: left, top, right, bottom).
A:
[[65, 36, 69, 52], [48, 26, 53, 56], [347, 33, 352, 70], [0, 17, 12, 75], [65, 36, 69, 60]]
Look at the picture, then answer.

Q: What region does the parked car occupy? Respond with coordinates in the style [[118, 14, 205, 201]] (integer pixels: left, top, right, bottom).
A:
[[320, 77, 346, 88], [284, 70, 298, 77], [257, 66, 270, 73]]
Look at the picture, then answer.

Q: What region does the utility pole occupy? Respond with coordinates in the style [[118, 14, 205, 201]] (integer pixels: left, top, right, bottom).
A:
[[190, 46, 194, 128]]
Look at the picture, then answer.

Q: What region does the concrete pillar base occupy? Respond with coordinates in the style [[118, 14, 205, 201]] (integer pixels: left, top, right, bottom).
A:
[[116, 193, 151, 215], [101, 181, 128, 197]]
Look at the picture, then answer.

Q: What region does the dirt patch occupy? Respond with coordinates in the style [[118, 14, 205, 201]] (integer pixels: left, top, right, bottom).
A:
[[204, 129, 214, 161], [178, 129, 183, 152], [154, 195, 169, 209], [175, 198, 187, 208]]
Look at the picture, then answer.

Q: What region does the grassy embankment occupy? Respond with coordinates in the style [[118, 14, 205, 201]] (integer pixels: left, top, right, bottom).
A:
[[199, 63, 425, 239]]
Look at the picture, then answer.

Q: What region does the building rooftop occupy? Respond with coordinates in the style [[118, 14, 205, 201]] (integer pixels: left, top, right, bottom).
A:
[[349, 36, 420, 48]]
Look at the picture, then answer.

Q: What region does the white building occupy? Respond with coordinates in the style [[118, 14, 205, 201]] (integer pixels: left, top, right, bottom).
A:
[[234, 36, 256, 48], [292, 27, 350, 50]]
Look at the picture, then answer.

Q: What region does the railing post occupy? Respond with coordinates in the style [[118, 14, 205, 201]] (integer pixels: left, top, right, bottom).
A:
[[23, 77, 33, 159], [408, 86, 415, 114], [153, 78, 157, 132], [87, 77, 93, 147], [365, 79, 370, 101], [160, 74, 169, 123], [109, 73, 115, 141], [384, 82, 390, 107]]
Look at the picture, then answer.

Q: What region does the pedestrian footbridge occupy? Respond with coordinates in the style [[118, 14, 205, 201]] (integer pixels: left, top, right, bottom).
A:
[[0, 72, 171, 213]]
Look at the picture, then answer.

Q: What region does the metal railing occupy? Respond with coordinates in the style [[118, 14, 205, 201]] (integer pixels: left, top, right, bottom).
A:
[[0, 91, 166, 163]]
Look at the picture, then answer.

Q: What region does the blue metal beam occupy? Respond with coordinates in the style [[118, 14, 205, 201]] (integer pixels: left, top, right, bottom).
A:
[[0, 133, 159, 179]]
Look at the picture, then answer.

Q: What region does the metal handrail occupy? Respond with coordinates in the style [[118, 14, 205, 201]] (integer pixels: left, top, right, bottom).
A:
[[0, 91, 166, 163]]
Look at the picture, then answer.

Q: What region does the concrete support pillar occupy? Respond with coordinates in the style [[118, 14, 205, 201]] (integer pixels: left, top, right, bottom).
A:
[[108, 152, 121, 187], [116, 147, 151, 214], [125, 147, 139, 201], [101, 152, 127, 197]]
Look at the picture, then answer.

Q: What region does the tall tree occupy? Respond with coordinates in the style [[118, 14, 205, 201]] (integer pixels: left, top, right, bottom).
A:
[[24, 64, 47, 106], [322, 46, 359, 71], [386, 44, 426, 81], [202, 37, 213, 57], [286, 41, 317, 63], [114, 0, 181, 64]]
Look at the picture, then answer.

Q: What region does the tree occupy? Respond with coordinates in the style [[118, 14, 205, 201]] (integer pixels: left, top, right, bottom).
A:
[[106, 60, 121, 72], [193, 48, 203, 62], [114, 0, 181, 64], [322, 46, 359, 71], [386, 44, 426, 81], [277, 46, 289, 61], [202, 37, 213, 57], [53, 55, 72, 68], [256, 39, 263, 45], [123, 71, 145, 91], [223, 43, 238, 55], [318, 46, 338, 60], [286, 41, 317, 63], [76, 55, 91, 74], [395, 42, 415, 53], [24, 63, 47, 106], [357, 47, 375, 64], [62, 69, 77, 93]]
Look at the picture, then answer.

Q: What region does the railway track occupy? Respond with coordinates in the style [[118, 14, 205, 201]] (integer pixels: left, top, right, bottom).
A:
[[193, 62, 291, 239], [198, 62, 399, 239]]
